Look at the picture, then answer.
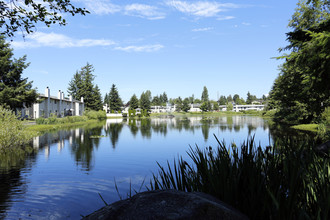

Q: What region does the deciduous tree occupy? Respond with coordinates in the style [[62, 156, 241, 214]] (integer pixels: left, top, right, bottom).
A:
[[1, 0, 89, 37]]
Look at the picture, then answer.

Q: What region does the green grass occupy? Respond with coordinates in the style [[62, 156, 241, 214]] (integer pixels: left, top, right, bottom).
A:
[[25, 119, 104, 134], [149, 135, 330, 219], [291, 124, 319, 132]]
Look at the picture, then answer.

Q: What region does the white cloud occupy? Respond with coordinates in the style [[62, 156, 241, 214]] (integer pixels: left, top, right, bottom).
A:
[[192, 27, 213, 32], [124, 4, 165, 20], [166, 1, 240, 17], [217, 16, 235, 21], [77, 1, 165, 19], [80, 0, 120, 15], [242, 22, 251, 26], [11, 32, 115, 49], [114, 44, 164, 52]]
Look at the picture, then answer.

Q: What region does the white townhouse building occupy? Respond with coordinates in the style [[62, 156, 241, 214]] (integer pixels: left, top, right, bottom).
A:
[[23, 87, 84, 119]]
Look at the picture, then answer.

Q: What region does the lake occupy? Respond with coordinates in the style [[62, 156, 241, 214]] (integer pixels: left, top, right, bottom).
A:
[[0, 115, 310, 219]]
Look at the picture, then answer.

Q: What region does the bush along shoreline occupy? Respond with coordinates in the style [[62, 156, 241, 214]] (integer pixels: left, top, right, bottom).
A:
[[0, 106, 37, 151], [149, 135, 330, 219]]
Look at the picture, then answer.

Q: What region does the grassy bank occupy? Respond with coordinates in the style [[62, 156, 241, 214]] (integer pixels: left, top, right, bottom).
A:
[[149, 136, 330, 219], [26, 110, 107, 134], [291, 124, 319, 132], [26, 119, 104, 133]]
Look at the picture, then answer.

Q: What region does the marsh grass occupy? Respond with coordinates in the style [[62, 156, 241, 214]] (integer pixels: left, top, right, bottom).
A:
[[149, 135, 330, 219]]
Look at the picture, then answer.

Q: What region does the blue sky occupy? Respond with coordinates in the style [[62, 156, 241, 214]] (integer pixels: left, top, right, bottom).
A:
[[10, 0, 298, 103]]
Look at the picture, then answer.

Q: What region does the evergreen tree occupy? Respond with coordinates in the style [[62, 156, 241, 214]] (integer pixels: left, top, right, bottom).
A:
[[67, 71, 83, 100], [227, 95, 233, 103], [246, 92, 257, 104], [189, 94, 195, 104], [161, 92, 168, 104], [129, 94, 139, 110], [89, 85, 102, 111], [175, 97, 183, 112], [140, 91, 151, 111], [218, 96, 227, 105], [201, 86, 209, 103], [108, 84, 122, 112], [104, 93, 109, 105], [233, 94, 240, 103], [0, 37, 38, 110], [182, 98, 190, 112], [152, 95, 161, 106], [67, 63, 102, 111], [269, 0, 330, 123]]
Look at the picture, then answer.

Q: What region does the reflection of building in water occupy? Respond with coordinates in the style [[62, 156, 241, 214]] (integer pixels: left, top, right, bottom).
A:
[[231, 116, 265, 128], [32, 129, 82, 159]]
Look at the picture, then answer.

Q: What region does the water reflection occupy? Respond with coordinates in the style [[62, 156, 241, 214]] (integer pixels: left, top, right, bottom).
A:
[[0, 116, 318, 219], [0, 149, 36, 218]]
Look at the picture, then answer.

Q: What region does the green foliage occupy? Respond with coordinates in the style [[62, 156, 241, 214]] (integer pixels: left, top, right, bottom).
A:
[[140, 91, 151, 112], [321, 107, 330, 125], [226, 102, 233, 111], [201, 86, 209, 103], [0, 106, 36, 150], [227, 95, 233, 103], [129, 94, 139, 110], [128, 109, 136, 117], [182, 98, 190, 112], [0, 0, 89, 38], [212, 101, 219, 111], [35, 110, 105, 125], [139, 109, 149, 117], [108, 84, 122, 112], [218, 95, 227, 105], [122, 113, 128, 118], [175, 97, 183, 112], [84, 110, 106, 120], [36, 114, 88, 125], [67, 63, 103, 111], [150, 136, 330, 219], [200, 101, 211, 112], [270, 0, 330, 124], [0, 36, 38, 110], [246, 91, 257, 104]]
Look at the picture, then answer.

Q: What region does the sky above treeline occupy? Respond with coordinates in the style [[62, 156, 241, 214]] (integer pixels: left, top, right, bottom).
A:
[[10, 0, 298, 103]]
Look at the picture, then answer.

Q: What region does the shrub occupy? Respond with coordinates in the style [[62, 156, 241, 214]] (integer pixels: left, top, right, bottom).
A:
[[0, 106, 36, 150], [84, 110, 106, 120], [122, 113, 128, 117]]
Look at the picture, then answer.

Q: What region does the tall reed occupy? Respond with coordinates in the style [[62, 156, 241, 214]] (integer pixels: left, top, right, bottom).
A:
[[149, 135, 330, 219]]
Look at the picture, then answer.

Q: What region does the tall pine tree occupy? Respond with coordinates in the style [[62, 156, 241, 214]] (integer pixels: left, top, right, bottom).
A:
[[0, 36, 38, 110], [67, 63, 102, 111], [108, 84, 122, 112], [129, 94, 139, 110]]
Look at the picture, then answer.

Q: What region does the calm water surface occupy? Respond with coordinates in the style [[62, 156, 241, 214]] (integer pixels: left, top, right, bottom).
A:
[[0, 116, 307, 219]]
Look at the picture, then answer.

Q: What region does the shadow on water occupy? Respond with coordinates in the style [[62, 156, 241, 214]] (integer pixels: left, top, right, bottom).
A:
[[0, 149, 37, 219]]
